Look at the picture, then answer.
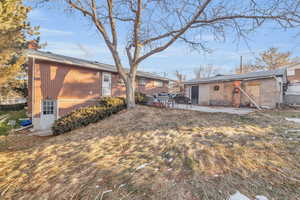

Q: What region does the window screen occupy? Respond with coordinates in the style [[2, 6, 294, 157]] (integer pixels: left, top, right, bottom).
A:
[[42, 100, 55, 115]]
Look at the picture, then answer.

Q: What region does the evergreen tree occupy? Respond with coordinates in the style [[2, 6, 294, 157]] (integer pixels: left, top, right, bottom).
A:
[[0, 0, 38, 86]]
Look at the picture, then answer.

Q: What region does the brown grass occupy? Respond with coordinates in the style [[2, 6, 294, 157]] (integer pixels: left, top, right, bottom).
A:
[[0, 106, 299, 200]]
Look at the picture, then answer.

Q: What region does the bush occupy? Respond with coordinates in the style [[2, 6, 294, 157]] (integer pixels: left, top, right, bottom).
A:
[[135, 91, 147, 104], [0, 103, 26, 111], [52, 97, 126, 135]]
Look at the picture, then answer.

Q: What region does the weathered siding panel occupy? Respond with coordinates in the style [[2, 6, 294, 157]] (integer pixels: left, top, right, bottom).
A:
[[209, 83, 227, 106], [198, 84, 210, 105], [223, 82, 234, 106], [241, 80, 261, 107], [241, 79, 278, 108], [260, 78, 279, 108]]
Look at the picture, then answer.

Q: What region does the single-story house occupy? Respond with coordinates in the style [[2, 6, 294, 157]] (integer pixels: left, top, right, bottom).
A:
[[184, 68, 287, 109], [26, 50, 169, 130]]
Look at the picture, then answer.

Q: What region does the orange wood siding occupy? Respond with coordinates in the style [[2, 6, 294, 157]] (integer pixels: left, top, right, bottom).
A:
[[32, 60, 101, 118]]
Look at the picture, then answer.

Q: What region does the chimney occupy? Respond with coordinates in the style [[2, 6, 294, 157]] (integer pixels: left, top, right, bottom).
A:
[[28, 40, 38, 50]]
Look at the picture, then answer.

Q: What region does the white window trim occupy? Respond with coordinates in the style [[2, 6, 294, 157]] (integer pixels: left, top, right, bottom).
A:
[[102, 72, 112, 96]]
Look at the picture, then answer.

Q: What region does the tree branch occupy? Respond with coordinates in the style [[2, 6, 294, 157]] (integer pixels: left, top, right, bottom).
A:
[[136, 0, 213, 64], [107, 0, 117, 46]]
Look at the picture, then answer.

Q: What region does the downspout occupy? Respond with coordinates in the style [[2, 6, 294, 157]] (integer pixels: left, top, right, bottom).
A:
[[32, 57, 35, 120], [273, 75, 283, 105]]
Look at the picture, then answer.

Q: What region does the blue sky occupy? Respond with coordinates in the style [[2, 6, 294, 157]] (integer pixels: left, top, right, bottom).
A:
[[27, 3, 300, 80]]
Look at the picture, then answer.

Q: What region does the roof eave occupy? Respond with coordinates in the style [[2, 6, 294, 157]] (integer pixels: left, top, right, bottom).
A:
[[27, 53, 169, 81], [184, 75, 282, 85]]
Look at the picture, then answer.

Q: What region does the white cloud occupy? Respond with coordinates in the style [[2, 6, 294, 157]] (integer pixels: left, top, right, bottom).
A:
[[40, 28, 74, 36]]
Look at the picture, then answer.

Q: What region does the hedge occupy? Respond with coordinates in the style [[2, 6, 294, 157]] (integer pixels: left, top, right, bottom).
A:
[[0, 103, 26, 111], [52, 97, 126, 135]]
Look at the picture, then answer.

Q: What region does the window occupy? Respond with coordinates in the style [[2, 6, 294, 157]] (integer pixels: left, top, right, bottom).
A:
[[154, 80, 163, 87], [42, 100, 54, 115], [287, 68, 295, 76], [103, 76, 110, 82], [214, 85, 220, 91], [139, 78, 146, 86]]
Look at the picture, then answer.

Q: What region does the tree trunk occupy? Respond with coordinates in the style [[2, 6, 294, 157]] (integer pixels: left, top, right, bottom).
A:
[[125, 77, 136, 108]]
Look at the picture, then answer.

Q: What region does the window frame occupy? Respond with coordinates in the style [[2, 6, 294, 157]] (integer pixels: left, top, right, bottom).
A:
[[42, 100, 55, 115]]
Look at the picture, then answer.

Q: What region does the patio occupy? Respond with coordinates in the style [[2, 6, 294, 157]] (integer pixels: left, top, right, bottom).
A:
[[173, 104, 255, 115]]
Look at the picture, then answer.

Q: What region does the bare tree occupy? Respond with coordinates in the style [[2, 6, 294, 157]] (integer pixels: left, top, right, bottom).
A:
[[255, 47, 299, 70], [38, 0, 300, 108], [173, 70, 186, 93], [236, 47, 300, 74], [235, 61, 260, 74], [77, 43, 94, 59], [193, 64, 219, 79]]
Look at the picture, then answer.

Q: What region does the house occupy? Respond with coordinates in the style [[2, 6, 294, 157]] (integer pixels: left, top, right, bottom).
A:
[[184, 68, 287, 109], [287, 63, 300, 83], [285, 63, 300, 105], [26, 50, 169, 130]]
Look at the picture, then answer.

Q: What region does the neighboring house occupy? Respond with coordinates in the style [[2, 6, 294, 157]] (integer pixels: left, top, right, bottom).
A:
[[184, 68, 287, 109], [27, 50, 169, 130], [285, 63, 300, 105], [287, 63, 300, 84]]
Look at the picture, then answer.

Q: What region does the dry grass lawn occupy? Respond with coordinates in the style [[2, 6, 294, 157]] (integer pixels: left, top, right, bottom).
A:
[[0, 106, 300, 200]]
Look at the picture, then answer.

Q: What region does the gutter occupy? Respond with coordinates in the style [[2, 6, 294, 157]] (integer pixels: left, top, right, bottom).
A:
[[273, 75, 284, 104]]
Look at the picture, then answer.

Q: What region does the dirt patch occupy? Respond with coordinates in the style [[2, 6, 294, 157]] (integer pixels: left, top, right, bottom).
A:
[[0, 106, 299, 199]]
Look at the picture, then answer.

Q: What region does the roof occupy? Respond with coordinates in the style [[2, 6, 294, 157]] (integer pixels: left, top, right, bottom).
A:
[[26, 49, 169, 81], [184, 68, 286, 84]]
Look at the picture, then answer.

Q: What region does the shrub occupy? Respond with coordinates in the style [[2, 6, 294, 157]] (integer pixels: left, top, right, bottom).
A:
[[99, 97, 125, 108], [0, 103, 26, 111], [52, 97, 126, 135], [135, 91, 147, 104]]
